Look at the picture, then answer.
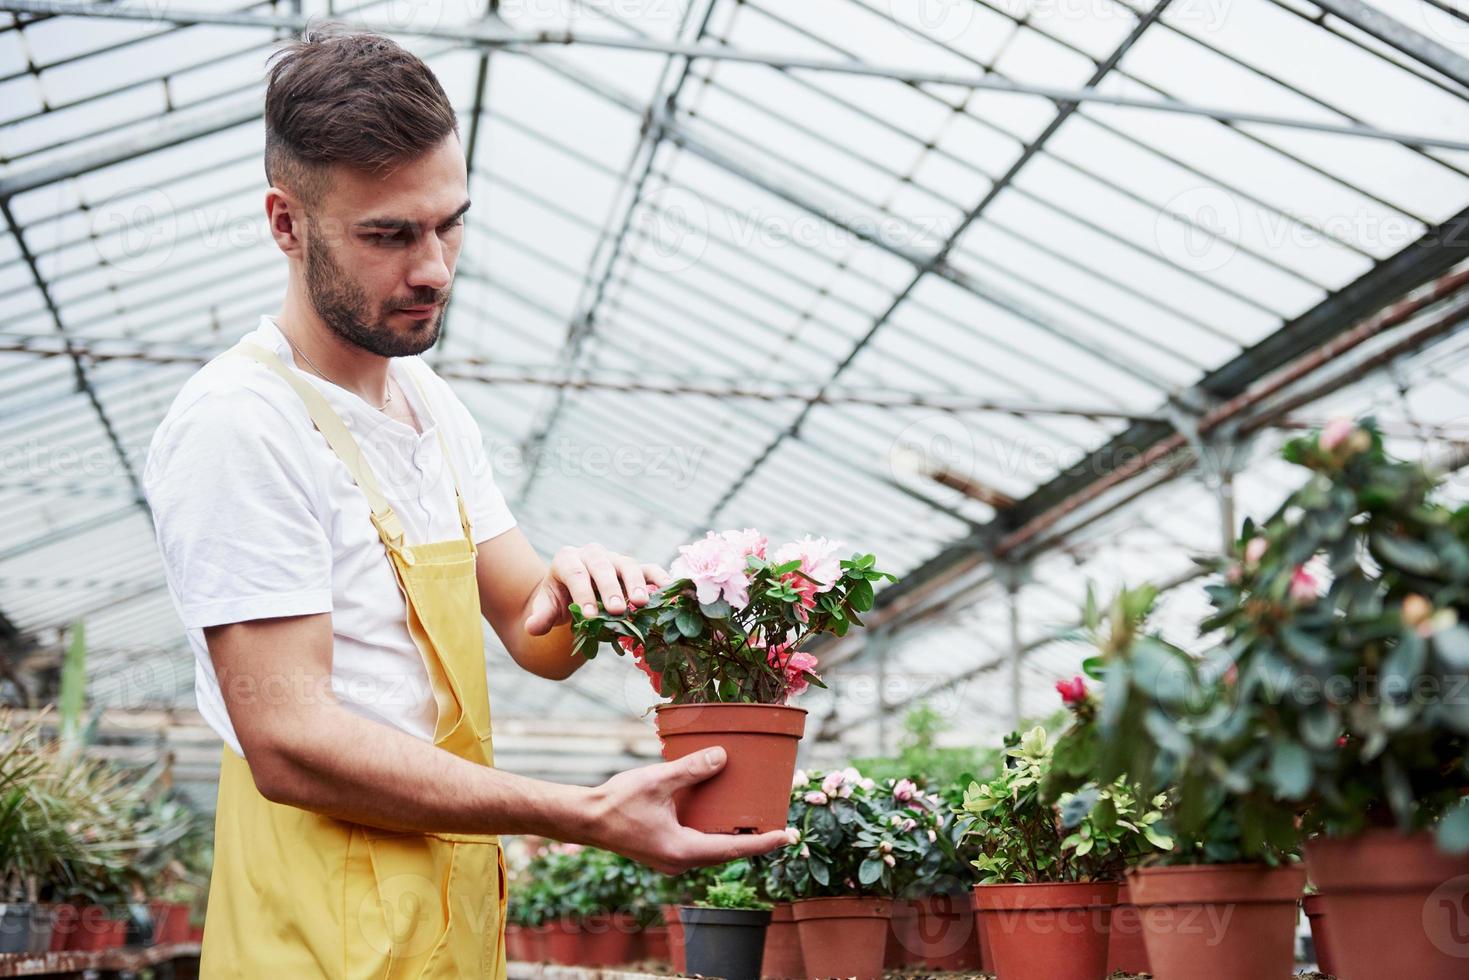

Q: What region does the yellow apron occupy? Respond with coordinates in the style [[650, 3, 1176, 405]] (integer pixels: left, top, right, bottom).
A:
[[199, 341, 507, 979]]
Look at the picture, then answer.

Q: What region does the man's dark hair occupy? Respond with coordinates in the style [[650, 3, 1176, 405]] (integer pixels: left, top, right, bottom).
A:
[[264, 26, 460, 206]]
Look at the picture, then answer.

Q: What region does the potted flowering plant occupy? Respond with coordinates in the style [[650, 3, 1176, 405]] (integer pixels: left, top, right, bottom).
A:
[[680, 876, 772, 980], [761, 767, 907, 980], [961, 726, 1171, 980], [572, 530, 895, 833], [1196, 419, 1469, 978], [876, 777, 987, 973], [1044, 583, 1305, 980]]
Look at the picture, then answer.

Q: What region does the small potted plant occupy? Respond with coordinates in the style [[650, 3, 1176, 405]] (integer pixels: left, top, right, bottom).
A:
[[763, 767, 902, 980], [680, 875, 773, 980], [962, 725, 1171, 980], [1044, 583, 1305, 980], [1198, 419, 1469, 977], [573, 530, 895, 832], [875, 777, 984, 972]]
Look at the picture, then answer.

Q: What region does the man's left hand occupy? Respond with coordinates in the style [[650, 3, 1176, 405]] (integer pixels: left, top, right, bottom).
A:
[[525, 543, 671, 635]]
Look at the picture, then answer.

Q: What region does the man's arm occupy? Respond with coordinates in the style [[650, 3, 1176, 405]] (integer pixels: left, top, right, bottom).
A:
[[475, 529, 668, 680], [206, 611, 787, 873]]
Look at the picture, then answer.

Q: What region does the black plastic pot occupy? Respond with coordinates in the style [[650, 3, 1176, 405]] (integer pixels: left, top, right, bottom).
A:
[[680, 906, 772, 980]]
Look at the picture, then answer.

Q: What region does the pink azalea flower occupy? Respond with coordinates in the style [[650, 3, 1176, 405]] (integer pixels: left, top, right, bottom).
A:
[[618, 636, 661, 694], [893, 778, 919, 802], [821, 771, 848, 799], [768, 642, 820, 698], [1055, 675, 1088, 705], [720, 528, 768, 560], [1320, 418, 1357, 452], [1290, 566, 1319, 604], [803, 791, 829, 806], [670, 533, 750, 609], [772, 536, 845, 621]]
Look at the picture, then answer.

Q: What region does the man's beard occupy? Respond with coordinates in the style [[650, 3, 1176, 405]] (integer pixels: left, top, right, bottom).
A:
[[304, 233, 448, 358]]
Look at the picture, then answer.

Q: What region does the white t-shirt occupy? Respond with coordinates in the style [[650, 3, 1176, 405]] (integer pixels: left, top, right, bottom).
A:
[[144, 315, 518, 756]]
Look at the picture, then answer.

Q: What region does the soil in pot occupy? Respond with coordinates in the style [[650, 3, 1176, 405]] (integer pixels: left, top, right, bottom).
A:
[[972, 880, 1116, 980], [660, 902, 688, 974], [792, 895, 892, 980], [1106, 879, 1150, 976], [680, 905, 772, 980], [1129, 862, 1305, 980], [577, 911, 639, 967], [1306, 830, 1469, 980], [761, 902, 805, 980], [655, 703, 806, 833]]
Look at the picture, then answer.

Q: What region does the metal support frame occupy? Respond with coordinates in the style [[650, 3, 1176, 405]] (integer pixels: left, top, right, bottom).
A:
[[1308, 0, 1469, 91], [1, 0, 1466, 155], [513, 0, 718, 506], [689, 0, 1176, 532]]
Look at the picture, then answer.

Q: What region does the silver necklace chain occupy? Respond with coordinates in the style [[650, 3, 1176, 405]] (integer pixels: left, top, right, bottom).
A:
[[285, 333, 393, 411]]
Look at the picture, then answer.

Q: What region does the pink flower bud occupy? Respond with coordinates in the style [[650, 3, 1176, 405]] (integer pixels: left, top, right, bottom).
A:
[[893, 778, 918, 802], [1320, 418, 1357, 452], [1055, 675, 1088, 705], [1289, 566, 1319, 604], [804, 791, 829, 806], [1244, 537, 1268, 566]]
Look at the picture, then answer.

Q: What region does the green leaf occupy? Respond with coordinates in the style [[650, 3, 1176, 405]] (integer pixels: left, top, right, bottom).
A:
[[1269, 741, 1313, 800], [858, 857, 884, 885], [675, 607, 703, 639], [810, 860, 830, 887], [849, 579, 875, 612], [1371, 531, 1442, 577], [1434, 625, 1469, 670]]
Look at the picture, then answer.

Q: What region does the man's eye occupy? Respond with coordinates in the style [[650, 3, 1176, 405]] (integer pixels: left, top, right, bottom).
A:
[[373, 233, 407, 245]]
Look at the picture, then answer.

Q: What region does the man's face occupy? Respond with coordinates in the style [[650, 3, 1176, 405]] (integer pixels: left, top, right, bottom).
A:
[[301, 134, 469, 358]]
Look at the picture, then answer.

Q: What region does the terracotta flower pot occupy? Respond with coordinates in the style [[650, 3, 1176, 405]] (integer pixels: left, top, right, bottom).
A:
[[642, 923, 670, 963], [972, 880, 1116, 980], [545, 917, 582, 965], [886, 894, 982, 970], [761, 902, 805, 979], [526, 922, 552, 962], [578, 911, 639, 966], [792, 895, 892, 980], [69, 905, 125, 952], [655, 703, 806, 833], [660, 902, 688, 974], [1128, 863, 1305, 980], [1302, 895, 1338, 977], [1306, 830, 1469, 979], [1106, 879, 1151, 976], [503, 923, 527, 961], [884, 899, 914, 968]]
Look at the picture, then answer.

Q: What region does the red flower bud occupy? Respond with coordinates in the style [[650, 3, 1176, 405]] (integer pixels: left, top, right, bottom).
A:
[[1055, 675, 1088, 705]]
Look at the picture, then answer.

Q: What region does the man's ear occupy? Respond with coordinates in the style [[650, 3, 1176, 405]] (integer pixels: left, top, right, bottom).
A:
[[265, 186, 305, 258]]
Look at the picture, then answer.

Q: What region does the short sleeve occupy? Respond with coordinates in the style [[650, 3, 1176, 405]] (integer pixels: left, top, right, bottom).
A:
[[144, 385, 334, 630]]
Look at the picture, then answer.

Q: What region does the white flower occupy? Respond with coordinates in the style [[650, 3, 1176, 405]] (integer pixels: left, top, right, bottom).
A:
[[927, 829, 937, 843], [785, 827, 801, 845], [792, 769, 809, 789], [799, 844, 810, 858]]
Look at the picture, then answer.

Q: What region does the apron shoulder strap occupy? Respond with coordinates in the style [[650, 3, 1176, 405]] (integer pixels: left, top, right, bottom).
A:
[[228, 341, 410, 556]]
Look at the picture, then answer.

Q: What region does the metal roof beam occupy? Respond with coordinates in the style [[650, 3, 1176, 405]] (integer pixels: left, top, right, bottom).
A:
[[1308, 0, 1469, 91], [0, 1, 1465, 151]]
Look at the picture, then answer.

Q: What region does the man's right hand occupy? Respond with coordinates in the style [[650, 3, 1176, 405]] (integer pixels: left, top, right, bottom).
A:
[[583, 746, 793, 874]]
